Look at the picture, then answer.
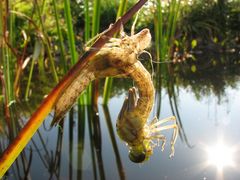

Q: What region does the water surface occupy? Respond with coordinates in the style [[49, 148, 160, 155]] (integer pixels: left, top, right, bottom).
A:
[[1, 52, 240, 180]]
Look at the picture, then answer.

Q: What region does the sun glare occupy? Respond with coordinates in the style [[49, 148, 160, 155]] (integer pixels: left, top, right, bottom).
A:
[[206, 141, 235, 171]]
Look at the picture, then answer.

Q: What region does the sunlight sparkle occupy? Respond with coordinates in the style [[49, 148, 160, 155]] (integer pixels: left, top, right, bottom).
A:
[[206, 141, 235, 170]]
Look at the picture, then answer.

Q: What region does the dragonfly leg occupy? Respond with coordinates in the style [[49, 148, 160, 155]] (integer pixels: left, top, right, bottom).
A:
[[150, 116, 178, 157], [151, 134, 166, 151], [127, 87, 137, 111]]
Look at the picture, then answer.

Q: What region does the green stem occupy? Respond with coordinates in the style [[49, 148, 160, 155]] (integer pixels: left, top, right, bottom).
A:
[[102, 0, 128, 105], [25, 40, 42, 100], [35, 0, 59, 83], [25, 57, 35, 101], [168, 0, 181, 55], [5, 1, 14, 102], [92, 0, 101, 38], [52, 0, 67, 72], [103, 77, 113, 104], [84, 0, 90, 42], [117, 0, 128, 20], [63, 0, 78, 65], [86, 0, 101, 105]]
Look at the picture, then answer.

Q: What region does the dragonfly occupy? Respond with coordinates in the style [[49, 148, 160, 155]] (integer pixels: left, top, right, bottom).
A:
[[52, 26, 178, 163]]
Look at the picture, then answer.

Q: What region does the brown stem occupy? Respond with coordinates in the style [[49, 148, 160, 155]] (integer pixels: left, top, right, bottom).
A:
[[13, 35, 29, 98], [0, 69, 10, 124]]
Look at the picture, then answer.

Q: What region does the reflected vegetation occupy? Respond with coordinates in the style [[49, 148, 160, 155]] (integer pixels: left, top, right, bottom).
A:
[[1, 47, 240, 179], [0, 101, 127, 179], [175, 49, 240, 101]]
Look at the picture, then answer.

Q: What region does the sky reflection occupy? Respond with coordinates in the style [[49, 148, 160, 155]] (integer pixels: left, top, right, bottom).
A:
[[205, 140, 236, 171], [192, 137, 240, 180]]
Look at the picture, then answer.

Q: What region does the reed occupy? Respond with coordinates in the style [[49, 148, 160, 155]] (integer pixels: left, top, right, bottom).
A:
[[0, 1, 15, 111], [83, 0, 90, 104], [25, 41, 42, 100], [35, 0, 59, 83], [84, 0, 90, 43], [154, 0, 181, 64], [63, 0, 78, 66], [89, 0, 101, 105], [81, 0, 102, 105], [24, 0, 59, 100], [102, 0, 128, 104], [52, 0, 67, 72]]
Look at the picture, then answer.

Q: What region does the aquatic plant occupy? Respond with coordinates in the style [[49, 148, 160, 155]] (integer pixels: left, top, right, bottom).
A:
[[103, 0, 129, 104]]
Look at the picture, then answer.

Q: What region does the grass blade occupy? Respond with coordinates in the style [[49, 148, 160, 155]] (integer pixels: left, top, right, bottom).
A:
[[63, 0, 78, 65], [52, 0, 67, 72], [102, 0, 128, 104]]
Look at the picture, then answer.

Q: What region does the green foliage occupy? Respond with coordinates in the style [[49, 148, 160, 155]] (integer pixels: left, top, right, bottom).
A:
[[191, 65, 196, 72], [191, 39, 197, 49], [180, 0, 240, 42], [154, 0, 182, 63]]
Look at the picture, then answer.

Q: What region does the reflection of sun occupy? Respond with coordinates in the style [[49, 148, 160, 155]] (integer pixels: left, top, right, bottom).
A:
[[205, 140, 235, 171]]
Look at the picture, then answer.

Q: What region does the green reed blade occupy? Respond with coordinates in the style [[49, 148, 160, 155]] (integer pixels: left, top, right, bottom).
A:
[[103, 77, 113, 105], [92, 0, 101, 38], [102, 0, 128, 105], [52, 0, 67, 72], [84, 0, 90, 43], [85, 0, 102, 105], [63, 0, 78, 65], [35, 0, 59, 83], [117, 0, 128, 19], [0, 1, 13, 103], [78, 0, 90, 105], [155, 0, 181, 63], [25, 41, 42, 101], [168, 0, 181, 55]]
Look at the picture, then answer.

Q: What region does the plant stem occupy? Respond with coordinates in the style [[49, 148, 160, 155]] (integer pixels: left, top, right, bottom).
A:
[[84, 0, 90, 43], [52, 0, 67, 72], [102, 0, 128, 104], [90, 0, 101, 105], [35, 0, 59, 83], [63, 0, 78, 65]]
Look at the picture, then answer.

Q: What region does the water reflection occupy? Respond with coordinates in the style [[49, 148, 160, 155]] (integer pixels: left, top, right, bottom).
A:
[[102, 105, 125, 180], [192, 139, 239, 180], [1, 50, 240, 179], [205, 140, 235, 171]]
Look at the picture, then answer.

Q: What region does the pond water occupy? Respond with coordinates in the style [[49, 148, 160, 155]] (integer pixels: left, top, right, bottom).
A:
[[1, 51, 240, 180]]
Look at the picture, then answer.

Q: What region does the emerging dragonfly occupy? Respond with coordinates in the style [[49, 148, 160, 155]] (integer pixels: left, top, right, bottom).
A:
[[117, 87, 178, 163], [52, 22, 178, 163]]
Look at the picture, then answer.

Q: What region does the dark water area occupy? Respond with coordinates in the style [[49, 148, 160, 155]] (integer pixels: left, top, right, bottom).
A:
[[1, 49, 240, 180]]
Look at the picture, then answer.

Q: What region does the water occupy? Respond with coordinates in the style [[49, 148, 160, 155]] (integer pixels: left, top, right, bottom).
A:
[[1, 53, 240, 180]]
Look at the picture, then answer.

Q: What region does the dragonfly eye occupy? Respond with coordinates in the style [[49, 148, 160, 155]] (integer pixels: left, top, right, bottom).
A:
[[128, 150, 146, 163]]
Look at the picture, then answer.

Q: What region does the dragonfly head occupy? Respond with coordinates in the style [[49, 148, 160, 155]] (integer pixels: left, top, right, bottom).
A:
[[128, 139, 153, 163]]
